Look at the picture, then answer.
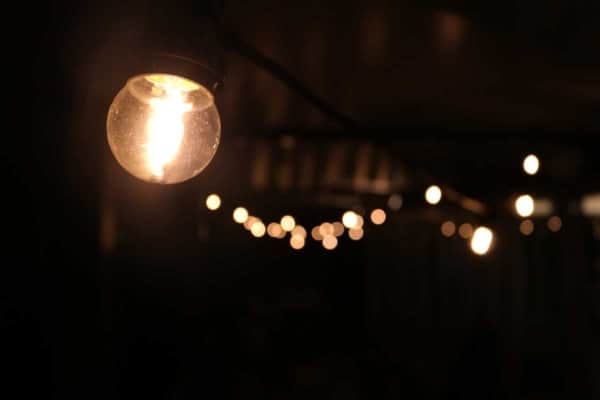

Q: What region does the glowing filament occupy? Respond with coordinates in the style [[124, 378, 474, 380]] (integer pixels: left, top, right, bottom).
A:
[[146, 89, 192, 178]]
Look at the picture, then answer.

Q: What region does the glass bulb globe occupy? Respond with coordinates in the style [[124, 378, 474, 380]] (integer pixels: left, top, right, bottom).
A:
[[106, 73, 221, 184]]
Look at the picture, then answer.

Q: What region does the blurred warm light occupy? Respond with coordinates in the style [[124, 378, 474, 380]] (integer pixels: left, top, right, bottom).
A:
[[387, 193, 403, 211], [532, 198, 553, 217], [440, 221, 456, 237], [311, 226, 323, 241], [250, 221, 266, 237], [106, 74, 220, 184], [458, 223, 473, 239], [322, 235, 338, 250], [342, 211, 359, 229], [470, 226, 494, 255], [370, 208, 386, 225], [581, 193, 600, 216], [425, 185, 442, 205], [547, 216, 562, 232], [319, 222, 334, 237], [515, 195, 535, 217], [290, 235, 305, 250], [205, 193, 221, 210], [291, 225, 307, 239], [280, 215, 296, 232], [523, 154, 540, 175], [233, 207, 249, 224], [244, 216, 259, 230], [332, 222, 345, 237], [267, 222, 285, 238], [356, 215, 364, 229], [348, 228, 364, 241], [519, 219, 534, 236]]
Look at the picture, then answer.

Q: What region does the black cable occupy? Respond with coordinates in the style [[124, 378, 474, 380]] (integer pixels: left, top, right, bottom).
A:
[[218, 28, 360, 129]]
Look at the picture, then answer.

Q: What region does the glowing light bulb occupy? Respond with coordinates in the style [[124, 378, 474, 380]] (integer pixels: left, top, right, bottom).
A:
[[441, 221, 456, 237], [332, 222, 345, 237], [311, 226, 323, 241], [280, 215, 296, 232], [523, 154, 539, 175], [290, 235, 305, 250], [319, 222, 334, 237], [205, 194, 221, 210], [547, 216, 562, 232], [470, 226, 493, 255], [107, 74, 220, 184], [370, 209, 386, 225], [342, 211, 359, 229], [251, 221, 266, 237], [348, 228, 364, 240], [425, 185, 442, 205], [515, 195, 535, 218], [233, 207, 249, 224], [291, 225, 307, 239], [520, 219, 534, 236], [322, 235, 338, 250], [458, 223, 473, 239]]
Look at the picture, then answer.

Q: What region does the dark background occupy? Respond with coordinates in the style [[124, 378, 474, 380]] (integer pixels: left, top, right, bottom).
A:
[[4, 0, 599, 399]]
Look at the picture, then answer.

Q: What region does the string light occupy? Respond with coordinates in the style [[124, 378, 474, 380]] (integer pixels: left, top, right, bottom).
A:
[[319, 222, 334, 237], [332, 222, 345, 237], [267, 222, 285, 238], [342, 211, 359, 229], [519, 219, 534, 236], [370, 208, 386, 225], [515, 195, 535, 218], [244, 216, 260, 230], [523, 154, 540, 175], [348, 228, 364, 240], [547, 216, 562, 232], [311, 226, 323, 241], [322, 235, 338, 250], [205, 194, 221, 210], [387, 194, 403, 211], [291, 225, 307, 239], [441, 221, 456, 237], [290, 235, 305, 249], [250, 220, 266, 237], [470, 226, 494, 255], [233, 207, 249, 224], [280, 215, 296, 232], [458, 223, 473, 239], [425, 185, 442, 205]]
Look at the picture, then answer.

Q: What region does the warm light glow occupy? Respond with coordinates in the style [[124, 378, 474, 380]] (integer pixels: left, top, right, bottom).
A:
[[348, 228, 364, 241], [458, 223, 473, 239], [145, 88, 191, 178], [441, 221, 456, 237], [515, 195, 535, 217], [319, 222, 334, 237], [581, 193, 600, 216], [470, 226, 494, 255], [332, 222, 345, 237], [547, 216, 562, 232], [280, 215, 296, 232], [356, 215, 364, 229], [311, 226, 323, 241], [519, 219, 534, 236], [370, 209, 386, 225], [425, 185, 442, 205], [106, 74, 220, 184], [267, 223, 285, 238], [387, 193, 403, 211], [205, 194, 221, 210], [342, 211, 359, 229], [250, 221, 266, 237], [523, 154, 540, 175], [244, 216, 260, 230], [291, 225, 307, 239], [322, 235, 338, 250], [233, 207, 249, 224], [290, 235, 305, 250]]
